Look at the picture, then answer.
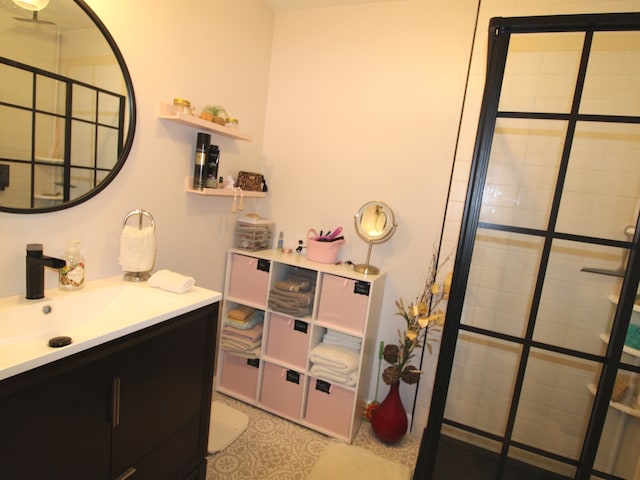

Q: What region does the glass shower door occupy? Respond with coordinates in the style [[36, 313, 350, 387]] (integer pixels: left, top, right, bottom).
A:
[[416, 14, 640, 480]]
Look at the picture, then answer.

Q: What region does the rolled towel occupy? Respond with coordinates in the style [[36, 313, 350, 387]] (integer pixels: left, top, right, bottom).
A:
[[148, 269, 195, 293], [309, 343, 360, 374], [118, 225, 156, 272], [275, 279, 311, 292]]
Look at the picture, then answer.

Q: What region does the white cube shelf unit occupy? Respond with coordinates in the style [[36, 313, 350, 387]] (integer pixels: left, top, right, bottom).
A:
[[215, 248, 386, 442]]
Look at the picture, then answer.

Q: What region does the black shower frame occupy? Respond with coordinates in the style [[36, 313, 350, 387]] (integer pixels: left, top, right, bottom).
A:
[[415, 12, 640, 480]]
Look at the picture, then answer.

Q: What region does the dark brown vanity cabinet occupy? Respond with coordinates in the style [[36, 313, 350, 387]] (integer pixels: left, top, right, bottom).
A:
[[0, 303, 218, 480]]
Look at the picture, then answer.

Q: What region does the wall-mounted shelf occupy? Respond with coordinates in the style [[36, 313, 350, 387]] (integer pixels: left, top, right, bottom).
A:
[[589, 333, 640, 418], [608, 294, 640, 314], [599, 333, 640, 358], [587, 384, 640, 418], [158, 103, 252, 141], [185, 177, 266, 198]]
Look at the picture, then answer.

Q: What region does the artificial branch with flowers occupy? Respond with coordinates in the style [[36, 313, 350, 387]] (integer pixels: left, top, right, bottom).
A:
[[381, 249, 452, 386]]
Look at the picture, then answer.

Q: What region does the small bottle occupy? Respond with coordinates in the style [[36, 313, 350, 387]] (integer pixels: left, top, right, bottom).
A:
[[277, 231, 283, 251], [206, 145, 220, 188], [192, 132, 211, 190], [59, 240, 85, 290], [218, 176, 224, 189]]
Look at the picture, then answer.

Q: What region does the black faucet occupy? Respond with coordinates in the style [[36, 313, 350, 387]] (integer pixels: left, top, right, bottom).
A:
[[26, 243, 66, 300]]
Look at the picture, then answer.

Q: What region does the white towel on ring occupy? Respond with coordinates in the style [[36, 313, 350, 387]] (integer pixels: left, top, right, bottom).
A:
[[118, 225, 156, 272], [148, 269, 195, 294]]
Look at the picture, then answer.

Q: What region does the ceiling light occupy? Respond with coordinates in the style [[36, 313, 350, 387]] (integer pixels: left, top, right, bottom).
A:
[[12, 0, 50, 12]]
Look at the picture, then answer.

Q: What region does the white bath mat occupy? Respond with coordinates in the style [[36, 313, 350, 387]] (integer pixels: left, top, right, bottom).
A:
[[308, 441, 412, 480], [207, 401, 249, 453]]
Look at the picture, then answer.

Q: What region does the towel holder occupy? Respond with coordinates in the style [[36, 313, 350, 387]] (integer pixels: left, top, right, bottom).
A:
[[121, 209, 156, 282], [123, 208, 155, 230]]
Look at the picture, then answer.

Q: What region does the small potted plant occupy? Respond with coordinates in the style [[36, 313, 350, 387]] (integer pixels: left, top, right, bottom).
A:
[[200, 104, 228, 126]]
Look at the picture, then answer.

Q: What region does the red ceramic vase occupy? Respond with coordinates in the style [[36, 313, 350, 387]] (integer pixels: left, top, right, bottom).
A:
[[371, 382, 408, 444]]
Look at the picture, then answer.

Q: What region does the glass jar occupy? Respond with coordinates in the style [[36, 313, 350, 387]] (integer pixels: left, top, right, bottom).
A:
[[173, 98, 194, 116], [225, 117, 239, 129]]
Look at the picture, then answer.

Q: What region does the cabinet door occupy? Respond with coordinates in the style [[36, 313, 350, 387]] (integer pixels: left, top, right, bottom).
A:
[[0, 359, 112, 479], [111, 305, 217, 480]]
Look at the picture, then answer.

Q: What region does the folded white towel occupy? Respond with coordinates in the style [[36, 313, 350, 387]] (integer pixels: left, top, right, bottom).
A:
[[148, 269, 195, 294], [309, 343, 360, 374], [310, 365, 358, 387], [323, 331, 362, 351], [118, 225, 156, 272]]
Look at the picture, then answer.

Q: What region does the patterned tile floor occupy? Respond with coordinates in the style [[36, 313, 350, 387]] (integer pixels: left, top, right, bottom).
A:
[[206, 392, 420, 479]]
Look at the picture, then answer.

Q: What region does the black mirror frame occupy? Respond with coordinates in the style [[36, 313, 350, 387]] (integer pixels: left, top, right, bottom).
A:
[[2, 0, 136, 215]]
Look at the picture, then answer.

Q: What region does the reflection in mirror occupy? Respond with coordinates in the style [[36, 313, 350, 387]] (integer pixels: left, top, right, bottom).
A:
[[353, 201, 397, 275], [0, 0, 136, 213]]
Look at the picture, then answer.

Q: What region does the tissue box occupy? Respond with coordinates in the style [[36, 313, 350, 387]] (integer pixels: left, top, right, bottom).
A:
[[235, 216, 274, 251]]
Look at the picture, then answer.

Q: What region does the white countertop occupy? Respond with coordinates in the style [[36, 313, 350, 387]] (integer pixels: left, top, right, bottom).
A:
[[0, 276, 221, 381]]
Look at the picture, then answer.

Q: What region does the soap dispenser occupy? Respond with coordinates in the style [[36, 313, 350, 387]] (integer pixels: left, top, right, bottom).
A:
[[59, 240, 85, 290]]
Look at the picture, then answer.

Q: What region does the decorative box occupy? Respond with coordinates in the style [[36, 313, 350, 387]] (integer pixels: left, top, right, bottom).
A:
[[235, 215, 274, 251]]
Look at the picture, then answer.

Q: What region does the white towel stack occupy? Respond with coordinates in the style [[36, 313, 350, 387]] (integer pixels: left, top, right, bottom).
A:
[[322, 330, 362, 351], [118, 225, 156, 273], [309, 341, 360, 387]]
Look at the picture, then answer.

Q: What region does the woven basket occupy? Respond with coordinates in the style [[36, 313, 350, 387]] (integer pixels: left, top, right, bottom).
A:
[[306, 238, 344, 264]]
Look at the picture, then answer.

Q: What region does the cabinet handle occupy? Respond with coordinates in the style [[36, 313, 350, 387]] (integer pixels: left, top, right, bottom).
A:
[[115, 467, 136, 480], [112, 377, 121, 427]]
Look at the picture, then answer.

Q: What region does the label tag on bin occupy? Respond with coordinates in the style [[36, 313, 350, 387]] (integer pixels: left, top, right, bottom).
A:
[[286, 370, 300, 384], [294, 320, 308, 334], [315, 379, 331, 394], [354, 280, 370, 296]]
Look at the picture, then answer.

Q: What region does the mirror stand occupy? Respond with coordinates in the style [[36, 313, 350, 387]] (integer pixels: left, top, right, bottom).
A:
[[353, 240, 380, 275], [353, 201, 397, 275]]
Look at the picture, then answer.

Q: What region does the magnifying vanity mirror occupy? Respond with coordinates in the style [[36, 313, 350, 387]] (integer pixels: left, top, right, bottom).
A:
[[353, 200, 397, 275], [0, 0, 136, 214]]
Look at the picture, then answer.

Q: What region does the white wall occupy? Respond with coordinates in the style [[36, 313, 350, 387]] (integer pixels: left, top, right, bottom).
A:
[[0, 0, 275, 299], [262, 0, 479, 418]]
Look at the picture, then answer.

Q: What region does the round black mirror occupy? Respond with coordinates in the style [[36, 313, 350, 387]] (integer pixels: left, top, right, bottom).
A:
[[0, 0, 136, 213]]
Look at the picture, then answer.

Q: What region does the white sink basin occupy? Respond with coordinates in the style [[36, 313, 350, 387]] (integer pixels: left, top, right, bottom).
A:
[[0, 276, 221, 381], [0, 285, 129, 345]]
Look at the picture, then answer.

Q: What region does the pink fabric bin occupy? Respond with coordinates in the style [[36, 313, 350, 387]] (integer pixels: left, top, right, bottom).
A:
[[306, 238, 344, 264], [260, 362, 304, 419], [305, 378, 355, 438], [265, 314, 310, 370], [219, 351, 260, 400], [317, 274, 369, 333], [227, 254, 270, 307]]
